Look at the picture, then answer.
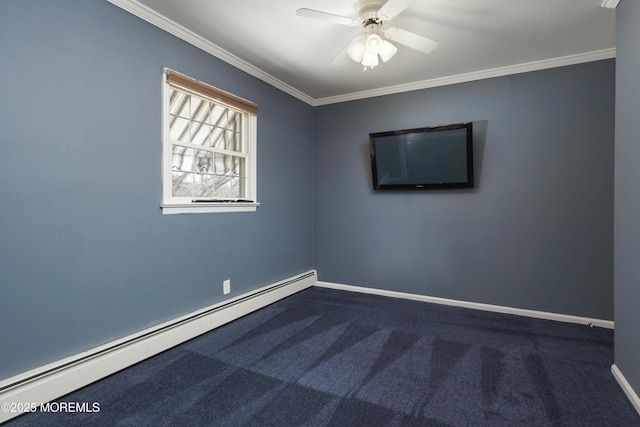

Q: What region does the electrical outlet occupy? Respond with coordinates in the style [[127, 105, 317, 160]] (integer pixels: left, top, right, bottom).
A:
[[223, 279, 231, 295]]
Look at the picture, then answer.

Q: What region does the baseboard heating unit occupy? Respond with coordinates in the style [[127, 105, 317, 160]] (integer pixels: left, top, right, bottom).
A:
[[0, 270, 317, 424]]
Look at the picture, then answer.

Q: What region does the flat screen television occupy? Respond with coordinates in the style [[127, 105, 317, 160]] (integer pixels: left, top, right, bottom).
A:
[[370, 122, 474, 190]]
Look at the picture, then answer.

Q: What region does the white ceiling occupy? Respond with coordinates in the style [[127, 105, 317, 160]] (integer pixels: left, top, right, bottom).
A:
[[109, 0, 616, 105]]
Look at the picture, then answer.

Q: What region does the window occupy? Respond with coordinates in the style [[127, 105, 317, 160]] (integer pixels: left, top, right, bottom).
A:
[[161, 68, 259, 214]]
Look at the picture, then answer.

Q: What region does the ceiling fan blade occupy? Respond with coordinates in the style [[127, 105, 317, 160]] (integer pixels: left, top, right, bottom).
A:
[[384, 27, 439, 54], [296, 8, 358, 26], [377, 0, 415, 21]]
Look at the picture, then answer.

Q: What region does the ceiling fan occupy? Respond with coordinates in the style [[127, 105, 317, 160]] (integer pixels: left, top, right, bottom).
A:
[[296, 0, 439, 71]]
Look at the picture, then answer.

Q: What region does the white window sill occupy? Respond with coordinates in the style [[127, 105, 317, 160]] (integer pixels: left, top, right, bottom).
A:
[[161, 202, 260, 215]]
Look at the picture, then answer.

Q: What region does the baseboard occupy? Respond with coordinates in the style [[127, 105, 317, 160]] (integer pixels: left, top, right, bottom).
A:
[[0, 270, 316, 424], [612, 364, 640, 416], [315, 281, 614, 329]]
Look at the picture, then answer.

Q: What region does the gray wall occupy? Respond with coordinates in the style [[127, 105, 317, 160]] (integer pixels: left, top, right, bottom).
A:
[[0, 0, 314, 381], [614, 0, 640, 398], [314, 61, 615, 320]]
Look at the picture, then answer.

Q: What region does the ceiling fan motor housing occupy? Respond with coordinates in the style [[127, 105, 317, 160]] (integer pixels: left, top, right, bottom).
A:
[[356, 0, 386, 24]]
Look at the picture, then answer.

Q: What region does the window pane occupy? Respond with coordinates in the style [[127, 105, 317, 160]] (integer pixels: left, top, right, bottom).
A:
[[172, 147, 212, 172], [191, 123, 212, 146], [171, 171, 193, 197], [193, 173, 217, 198], [209, 104, 226, 126], [228, 130, 241, 152], [171, 147, 212, 196], [171, 172, 244, 199], [170, 116, 190, 143], [172, 171, 221, 198], [169, 89, 189, 118], [190, 96, 207, 122], [171, 146, 188, 171], [210, 126, 225, 149], [212, 175, 243, 198], [229, 111, 242, 133], [214, 153, 242, 176]]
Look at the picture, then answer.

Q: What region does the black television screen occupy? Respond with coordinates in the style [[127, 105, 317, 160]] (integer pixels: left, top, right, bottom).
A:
[[370, 122, 474, 190]]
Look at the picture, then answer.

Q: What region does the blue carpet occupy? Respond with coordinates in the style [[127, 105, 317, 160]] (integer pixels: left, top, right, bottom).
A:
[[6, 287, 640, 426]]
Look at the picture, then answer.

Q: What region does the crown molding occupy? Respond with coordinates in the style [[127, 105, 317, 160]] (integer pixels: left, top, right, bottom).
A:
[[313, 48, 617, 105], [107, 0, 615, 107], [601, 0, 620, 9], [105, 0, 316, 106]]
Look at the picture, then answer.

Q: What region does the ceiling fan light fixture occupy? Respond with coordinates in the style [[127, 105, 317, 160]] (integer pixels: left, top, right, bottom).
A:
[[379, 40, 397, 62], [365, 33, 383, 54], [362, 51, 379, 69], [347, 36, 366, 62]]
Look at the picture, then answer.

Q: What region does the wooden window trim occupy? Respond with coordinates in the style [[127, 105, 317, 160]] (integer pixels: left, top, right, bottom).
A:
[[165, 69, 258, 116]]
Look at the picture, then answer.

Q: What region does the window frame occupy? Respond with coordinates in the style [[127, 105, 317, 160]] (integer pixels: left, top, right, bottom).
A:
[[160, 68, 259, 215]]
